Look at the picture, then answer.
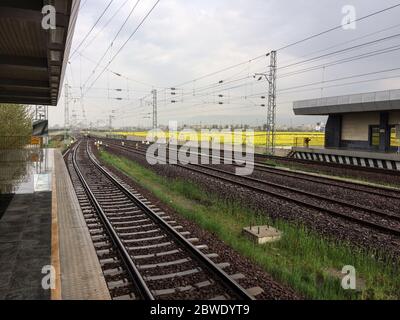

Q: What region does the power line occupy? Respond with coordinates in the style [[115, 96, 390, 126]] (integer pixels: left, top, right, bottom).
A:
[[278, 43, 400, 79], [279, 32, 400, 70], [156, 15, 400, 106], [158, 35, 400, 104], [155, 73, 400, 118], [76, 51, 158, 88], [276, 3, 400, 51], [278, 66, 400, 92], [160, 3, 400, 94], [173, 54, 268, 88], [164, 38, 400, 103], [155, 65, 400, 116], [75, 3, 400, 127], [70, 0, 116, 60], [69, 86, 151, 93], [161, 34, 400, 108], [80, 0, 89, 10], [278, 22, 400, 65], [82, 0, 142, 89], [81, 0, 131, 52], [278, 73, 400, 96], [84, 0, 162, 95], [222, 73, 400, 100]]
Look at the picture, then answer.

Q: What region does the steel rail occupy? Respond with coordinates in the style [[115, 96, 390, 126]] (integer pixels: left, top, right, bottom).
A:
[[256, 153, 400, 177], [154, 143, 400, 199], [72, 141, 155, 300], [84, 141, 255, 300], [100, 137, 400, 195], [186, 164, 400, 237], [251, 163, 400, 200], [193, 164, 400, 223], [103, 142, 400, 237]]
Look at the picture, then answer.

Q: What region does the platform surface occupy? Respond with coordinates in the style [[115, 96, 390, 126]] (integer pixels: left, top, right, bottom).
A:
[[0, 148, 110, 300], [0, 148, 54, 300], [55, 150, 110, 300]]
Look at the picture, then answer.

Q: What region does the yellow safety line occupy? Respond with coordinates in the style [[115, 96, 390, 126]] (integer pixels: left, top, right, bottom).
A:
[[51, 152, 62, 300]]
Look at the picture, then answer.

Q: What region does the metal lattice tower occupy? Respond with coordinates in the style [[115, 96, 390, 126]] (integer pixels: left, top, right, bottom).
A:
[[152, 89, 158, 129], [266, 51, 277, 154], [34, 105, 48, 121], [109, 110, 116, 137], [64, 83, 69, 140]]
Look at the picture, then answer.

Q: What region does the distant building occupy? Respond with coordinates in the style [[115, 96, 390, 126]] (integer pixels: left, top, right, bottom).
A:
[[294, 89, 400, 152], [292, 89, 400, 170]]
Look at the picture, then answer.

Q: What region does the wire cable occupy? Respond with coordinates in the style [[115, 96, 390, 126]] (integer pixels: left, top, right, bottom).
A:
[[84, 0, 162, 95], [82, 0, 142, 89], [70, 0, 116, 60], [276, 3, 400, 51]]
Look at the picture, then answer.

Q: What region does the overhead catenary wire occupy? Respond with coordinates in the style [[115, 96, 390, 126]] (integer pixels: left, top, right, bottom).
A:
[[81, 0, 131, 52], [159, 33, 400, 106], [70, 0, 116, 60], [155, 68, 400, 118], [154, 73, 400, 119], [278, 32, 400, 70], [276, 3, 400, 51], [84, 0, 162, 95], [278, 43, 400, 78], [186, 66, 400, 103], [80, 0, 89, 10], [159, 3, 400, 96], [157, 35, 400, 106], [69, 3, 400, 128], [82, 0, 142, 89], [71, 3, 400, 108], [278, 22, 400, 66], [278, 66, 400, 92], [76, 51, 159, 88]]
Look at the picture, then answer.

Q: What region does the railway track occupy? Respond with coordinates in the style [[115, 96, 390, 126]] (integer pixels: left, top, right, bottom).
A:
[[102, 141, 400, 238], [66, 140, 257, 300], [248, 162, 400, 200], [255, 153, 400, 177], [99, 136, 400, 176], [100, 137, 400, 199]]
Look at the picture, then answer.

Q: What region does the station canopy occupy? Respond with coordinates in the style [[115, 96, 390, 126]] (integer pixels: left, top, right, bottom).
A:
[[293, 89, 400, 115], [0, 0, 80, 106]]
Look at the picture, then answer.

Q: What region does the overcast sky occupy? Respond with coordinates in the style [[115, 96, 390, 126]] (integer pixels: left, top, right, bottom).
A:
[[50, 0, 400, 128]]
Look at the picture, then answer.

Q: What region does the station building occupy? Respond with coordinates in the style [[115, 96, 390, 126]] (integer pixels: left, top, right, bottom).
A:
[[292, 89, 400, 170]]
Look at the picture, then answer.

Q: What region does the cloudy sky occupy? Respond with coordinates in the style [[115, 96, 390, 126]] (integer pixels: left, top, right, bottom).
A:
[[50, 0, 400, 128]]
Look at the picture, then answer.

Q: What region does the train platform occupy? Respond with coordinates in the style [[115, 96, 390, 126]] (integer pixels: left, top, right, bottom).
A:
[[0, 148, 110, 300]]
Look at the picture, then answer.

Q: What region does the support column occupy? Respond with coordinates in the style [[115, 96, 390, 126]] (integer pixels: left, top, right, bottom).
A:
[[379, 112, 390, 152], [325, 114, 342, 148]]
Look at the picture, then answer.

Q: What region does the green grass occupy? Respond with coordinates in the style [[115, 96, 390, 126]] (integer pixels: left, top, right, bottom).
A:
[[99, 150, 400, 300]]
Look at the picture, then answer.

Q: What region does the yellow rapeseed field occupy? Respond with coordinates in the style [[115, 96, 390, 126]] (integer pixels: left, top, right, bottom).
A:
[[114, 131, 326, 147]]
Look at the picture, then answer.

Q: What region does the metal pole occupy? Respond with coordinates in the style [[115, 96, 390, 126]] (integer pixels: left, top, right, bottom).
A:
[[152, 89, 158, 129], [64, 83, 69, 141], [266, 50, 277, 154]]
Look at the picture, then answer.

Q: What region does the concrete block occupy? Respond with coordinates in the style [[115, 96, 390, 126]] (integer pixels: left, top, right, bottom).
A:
[[242, 226, 282, 244]]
